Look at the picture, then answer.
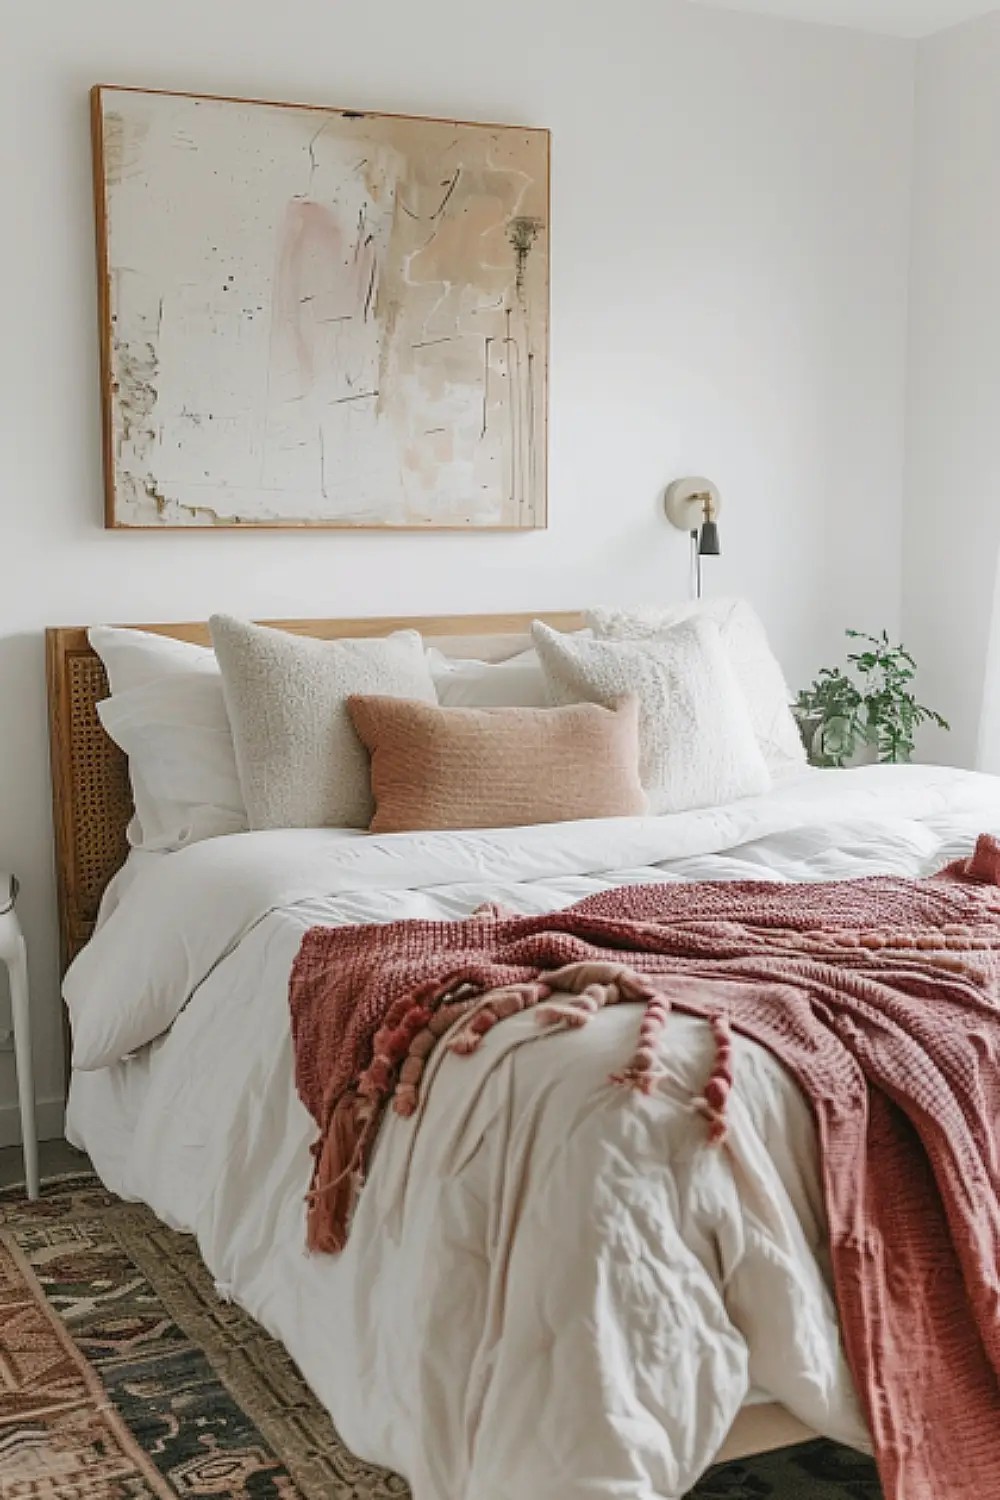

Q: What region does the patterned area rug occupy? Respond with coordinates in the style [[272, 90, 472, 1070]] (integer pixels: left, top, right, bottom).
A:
[[0, 1175, 882, 1498]]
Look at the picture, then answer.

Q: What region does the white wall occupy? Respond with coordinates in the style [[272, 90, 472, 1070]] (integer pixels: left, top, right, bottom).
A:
[[904, 11, 1000, 767], [0, 0, 915, 1138]]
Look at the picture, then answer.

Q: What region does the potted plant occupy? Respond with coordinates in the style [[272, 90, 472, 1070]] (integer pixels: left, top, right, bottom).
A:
[[795, 630, 949, 768]]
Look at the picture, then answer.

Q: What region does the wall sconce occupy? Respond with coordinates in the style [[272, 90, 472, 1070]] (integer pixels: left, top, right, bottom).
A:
[[664, 477, 722, 599]]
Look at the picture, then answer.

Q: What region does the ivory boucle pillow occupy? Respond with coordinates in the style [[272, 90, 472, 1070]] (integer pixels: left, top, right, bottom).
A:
[[586, 598, 805, 776], [532, 618, 771, 815], [210, 616, 437, 829], [347, 695, 647, 833]]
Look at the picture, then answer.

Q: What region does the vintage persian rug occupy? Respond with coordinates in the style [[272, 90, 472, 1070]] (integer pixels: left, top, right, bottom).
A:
[[0, 1175, 882, 1498]]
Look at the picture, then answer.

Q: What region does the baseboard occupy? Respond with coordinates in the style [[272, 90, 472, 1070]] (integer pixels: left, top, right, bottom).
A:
[[0, 1097, 65, 1149]]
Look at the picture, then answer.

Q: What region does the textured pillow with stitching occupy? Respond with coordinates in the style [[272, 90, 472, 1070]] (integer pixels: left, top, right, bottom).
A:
[[210, 615, 437, 830], [586, 598, 805, 776], [347, 693, 647, 833], [532, 618, 771, 815]]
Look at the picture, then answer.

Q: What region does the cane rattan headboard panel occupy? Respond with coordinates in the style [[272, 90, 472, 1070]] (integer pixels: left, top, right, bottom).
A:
[[46, 611, 584, 968]]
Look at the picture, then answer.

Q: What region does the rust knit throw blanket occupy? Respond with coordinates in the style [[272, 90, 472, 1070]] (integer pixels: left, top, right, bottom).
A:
[[289, 835, 1000, 1500]]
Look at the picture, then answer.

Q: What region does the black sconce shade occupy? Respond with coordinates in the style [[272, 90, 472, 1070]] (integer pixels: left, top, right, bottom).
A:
[[698, 520, 721, 557]]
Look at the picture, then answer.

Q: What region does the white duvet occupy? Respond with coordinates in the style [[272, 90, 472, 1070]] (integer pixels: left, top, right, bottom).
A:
[[64, 765, 1000, 1499]]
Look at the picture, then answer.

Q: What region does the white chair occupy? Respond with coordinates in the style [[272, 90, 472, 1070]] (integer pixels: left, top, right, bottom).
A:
[[0, 875, 39, 1199]]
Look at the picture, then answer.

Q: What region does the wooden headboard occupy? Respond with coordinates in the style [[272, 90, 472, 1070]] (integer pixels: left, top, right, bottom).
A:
[[45, 611, 585, 969]]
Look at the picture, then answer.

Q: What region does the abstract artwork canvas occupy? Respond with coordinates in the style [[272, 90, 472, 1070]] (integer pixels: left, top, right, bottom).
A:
[[92, 86, 549, 529]]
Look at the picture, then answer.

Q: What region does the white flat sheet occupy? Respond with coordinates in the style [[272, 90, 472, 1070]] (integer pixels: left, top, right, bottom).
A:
[[65, 765, 1000, 1499]]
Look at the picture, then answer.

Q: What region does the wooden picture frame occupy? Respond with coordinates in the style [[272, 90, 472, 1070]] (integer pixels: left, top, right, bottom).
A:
[[91, 86, 550, 531]]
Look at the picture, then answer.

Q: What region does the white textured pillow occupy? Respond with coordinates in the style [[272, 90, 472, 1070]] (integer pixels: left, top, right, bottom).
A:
[[586, 598, 805, 776], [427, 647, 550, 709], [532, 619, 771, 814], [210, 616, 437, 829], [89, 625, 246, 850]]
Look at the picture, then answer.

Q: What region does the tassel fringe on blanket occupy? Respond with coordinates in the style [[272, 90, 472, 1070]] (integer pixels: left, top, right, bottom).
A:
[[290, 833, 1000, 1500]]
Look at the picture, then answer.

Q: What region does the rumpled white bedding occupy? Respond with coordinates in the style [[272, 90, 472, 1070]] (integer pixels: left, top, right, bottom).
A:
[[65, 765, 1000, 1499]]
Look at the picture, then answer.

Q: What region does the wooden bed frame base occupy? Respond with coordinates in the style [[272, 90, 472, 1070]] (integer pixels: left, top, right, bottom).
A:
[[45, 611, 824, 1468]]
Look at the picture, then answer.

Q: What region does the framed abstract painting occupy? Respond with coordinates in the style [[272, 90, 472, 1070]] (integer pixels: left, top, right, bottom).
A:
[[91, 86, 549, 530]]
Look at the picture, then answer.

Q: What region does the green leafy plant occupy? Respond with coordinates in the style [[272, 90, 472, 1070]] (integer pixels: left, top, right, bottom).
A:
[[795, 630, 949, 768]]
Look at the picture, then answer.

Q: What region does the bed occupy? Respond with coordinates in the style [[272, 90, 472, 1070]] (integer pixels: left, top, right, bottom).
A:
[[46, 613, 1000, 1499]]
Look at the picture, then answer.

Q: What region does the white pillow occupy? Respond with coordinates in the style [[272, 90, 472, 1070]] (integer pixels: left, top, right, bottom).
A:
[[586, 598, 805, 776], [427, 647, 550, 709], [97, 675, 248, 851], [532, 618, 771, 814], [88, 624, 218, 693], [89, 625, 246, 851], [210, 615, 438, 829]]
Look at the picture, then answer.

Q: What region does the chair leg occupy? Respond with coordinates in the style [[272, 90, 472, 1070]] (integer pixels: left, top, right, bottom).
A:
[[8, 934, 39, 1200]]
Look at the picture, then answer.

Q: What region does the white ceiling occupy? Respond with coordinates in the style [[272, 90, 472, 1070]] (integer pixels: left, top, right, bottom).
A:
[[686, 0, 996, 38]]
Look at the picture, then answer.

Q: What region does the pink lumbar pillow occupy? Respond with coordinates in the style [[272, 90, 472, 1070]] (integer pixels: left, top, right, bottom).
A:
[[347, 694, 647, 834]]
